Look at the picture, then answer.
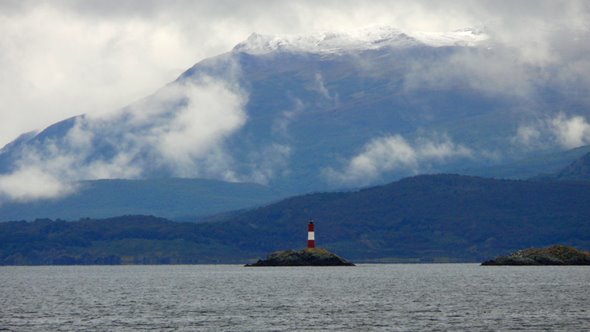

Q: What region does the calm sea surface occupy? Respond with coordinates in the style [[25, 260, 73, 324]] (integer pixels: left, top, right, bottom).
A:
[[1, 264, 589, 331]]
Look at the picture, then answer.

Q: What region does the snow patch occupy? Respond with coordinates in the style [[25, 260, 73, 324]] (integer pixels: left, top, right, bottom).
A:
[[234, 25, 488, 55]]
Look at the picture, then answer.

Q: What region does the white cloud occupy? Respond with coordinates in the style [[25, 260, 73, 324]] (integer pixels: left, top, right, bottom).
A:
[[272, 97, 305, 138], [550, 113, 590, 148], [402, 47, 540, 99], [324, 134, 472, 185], [0, 3, 203, 147], [245, 143, 292, 185], [313, 73, 332, 100], [0, 75, 250, 202], [0, 166, 76, 203], [153, 78, 248, 178], [513, 112, 590, 149], [512, 125, 541, 147]]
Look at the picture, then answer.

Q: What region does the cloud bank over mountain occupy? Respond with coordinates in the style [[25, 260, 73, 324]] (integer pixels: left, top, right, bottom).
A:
[[0, 76, 248, 202], [1, 0, 589, 146], [324, 135, 473, 186], [513, 113, 590, 149], [0, 1, 589, 203]]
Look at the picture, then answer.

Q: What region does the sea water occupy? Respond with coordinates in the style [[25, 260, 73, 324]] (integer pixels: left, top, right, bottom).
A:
[[1, 264, 589, 331]]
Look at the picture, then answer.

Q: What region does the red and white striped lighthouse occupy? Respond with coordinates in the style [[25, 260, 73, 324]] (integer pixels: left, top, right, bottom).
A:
[[307, 220, 315, 249]]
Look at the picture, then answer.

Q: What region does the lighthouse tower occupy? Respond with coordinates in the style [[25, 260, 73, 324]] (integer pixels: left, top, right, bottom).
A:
[[307, 220, 315, 249]]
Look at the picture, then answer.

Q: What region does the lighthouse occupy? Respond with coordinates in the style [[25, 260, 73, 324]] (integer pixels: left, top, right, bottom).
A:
[[307, 220, 315, 249]]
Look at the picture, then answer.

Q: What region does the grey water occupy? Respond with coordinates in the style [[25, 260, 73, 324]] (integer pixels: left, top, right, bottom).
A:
[[1, 264, 589, 331]]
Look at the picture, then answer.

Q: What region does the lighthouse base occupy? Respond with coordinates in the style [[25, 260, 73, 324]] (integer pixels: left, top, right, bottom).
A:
[[245, 248, 355, 267]]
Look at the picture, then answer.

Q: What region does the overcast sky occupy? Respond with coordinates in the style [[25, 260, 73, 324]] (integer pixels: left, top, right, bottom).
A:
[[0, 0, 588, 147]]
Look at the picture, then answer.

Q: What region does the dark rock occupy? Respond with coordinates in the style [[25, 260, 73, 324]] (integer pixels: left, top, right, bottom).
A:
[[245, 248, 355, 266], [482, 245, 590, 265]]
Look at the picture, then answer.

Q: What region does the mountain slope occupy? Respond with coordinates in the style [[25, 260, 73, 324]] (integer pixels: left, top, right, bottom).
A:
[[462, 145, 590, 179], [546, 152, 590, 181]]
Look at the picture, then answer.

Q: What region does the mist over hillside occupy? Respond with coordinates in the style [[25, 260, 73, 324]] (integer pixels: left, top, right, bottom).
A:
[[0, 178, 288, 222]]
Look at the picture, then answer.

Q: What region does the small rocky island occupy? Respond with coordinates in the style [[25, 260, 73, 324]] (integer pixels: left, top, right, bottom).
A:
[[245, 248, 355, 267], [482, 245, 590, 265]]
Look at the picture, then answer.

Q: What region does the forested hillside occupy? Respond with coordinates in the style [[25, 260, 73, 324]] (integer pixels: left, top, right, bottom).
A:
[[3, 174, 589, 265]]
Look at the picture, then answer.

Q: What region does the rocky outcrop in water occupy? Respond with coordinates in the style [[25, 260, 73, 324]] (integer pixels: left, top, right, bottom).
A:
[[482, 245, 590, 265], [245, 248, 355, 266]]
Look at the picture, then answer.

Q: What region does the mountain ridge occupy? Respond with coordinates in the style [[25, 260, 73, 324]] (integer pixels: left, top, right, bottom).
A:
[[233, 26, 487, 55], [196, 173, 590, 261]]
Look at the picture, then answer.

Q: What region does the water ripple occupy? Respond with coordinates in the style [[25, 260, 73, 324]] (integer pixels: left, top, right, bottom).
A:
[[1, 264, 589, 331]]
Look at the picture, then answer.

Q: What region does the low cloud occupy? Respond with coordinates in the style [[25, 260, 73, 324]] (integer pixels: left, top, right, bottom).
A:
[[402, 47, 539, 100], [246, 143, 292, 185], [0, 75, 250, 203], [272, 97, 305, 138], [551, 113, 590, 148], [146, 76, 248, 179], [312, 73, 339, 105], [513, 125, 542, 147], [0, 166, 76, 202], [324, 134, 472, 186], [513, 112, 590, 149]]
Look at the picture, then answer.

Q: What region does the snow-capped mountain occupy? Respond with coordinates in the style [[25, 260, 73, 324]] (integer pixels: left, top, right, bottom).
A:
[[0, 25, 588, 208], [234, 26, 488, 54]]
